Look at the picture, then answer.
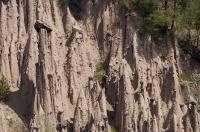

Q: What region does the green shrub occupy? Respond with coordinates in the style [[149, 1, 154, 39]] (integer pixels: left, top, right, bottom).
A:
[[178, 38, 190, 49], [179, 73, 200, 111], [111, 126, 117, 132], [179, 73, 191, 82], [191, 74, 200, 85], [60, 0, 69, 7], [0, 76, 10, 102], [119, 0, 135, 9], [94, 60, 106, 86]]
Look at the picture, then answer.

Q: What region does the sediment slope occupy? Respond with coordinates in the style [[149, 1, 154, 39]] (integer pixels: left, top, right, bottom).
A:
[[0, 0, 200, 131]]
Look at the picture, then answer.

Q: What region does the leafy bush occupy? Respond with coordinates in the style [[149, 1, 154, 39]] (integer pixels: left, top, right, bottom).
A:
[[189, 74, 200, 111], [0, 76, 10, 102], [191, 74, 200, 85], [119, 0, 135, 9], [60, 0, 69, 7], [111, 126, 117, 132], [94, 60, 106, 86], [179, 73, 200, 111], [179, 73, 191, 82]]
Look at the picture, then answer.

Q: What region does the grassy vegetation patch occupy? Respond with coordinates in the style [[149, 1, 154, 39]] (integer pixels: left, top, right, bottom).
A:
[[179, 73, 191, 82], [0, 75, 10, 102], [179, 73, 200, 111], [111, 126, 117, 132], [94, 60, 106, 87]]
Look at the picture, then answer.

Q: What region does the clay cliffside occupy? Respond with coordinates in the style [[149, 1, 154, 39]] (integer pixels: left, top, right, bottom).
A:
[[0, 0, 200, 132]]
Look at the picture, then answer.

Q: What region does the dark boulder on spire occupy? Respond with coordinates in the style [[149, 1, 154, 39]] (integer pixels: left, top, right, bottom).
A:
[[34, 20, 52, 32]]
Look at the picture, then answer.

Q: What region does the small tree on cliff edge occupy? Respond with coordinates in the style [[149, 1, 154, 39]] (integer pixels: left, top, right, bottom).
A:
[[0, 75, 10, 102]]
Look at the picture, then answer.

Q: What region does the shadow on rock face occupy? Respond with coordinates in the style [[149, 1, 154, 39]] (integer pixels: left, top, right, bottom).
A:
[[6, 75, 35, 127], [59, 0, 83, 21], [1, 0, 9, 4], [69, 0, 83, 21]]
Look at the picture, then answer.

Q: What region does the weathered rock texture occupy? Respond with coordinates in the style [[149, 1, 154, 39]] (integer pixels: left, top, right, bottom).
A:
[[0, 0, 200, 132]]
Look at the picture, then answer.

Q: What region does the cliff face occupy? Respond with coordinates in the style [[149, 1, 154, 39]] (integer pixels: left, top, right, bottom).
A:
[[0, 0, 200, 132]]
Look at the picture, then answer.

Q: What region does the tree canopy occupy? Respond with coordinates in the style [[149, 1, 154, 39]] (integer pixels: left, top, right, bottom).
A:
[[121, 0, 200, 42]]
